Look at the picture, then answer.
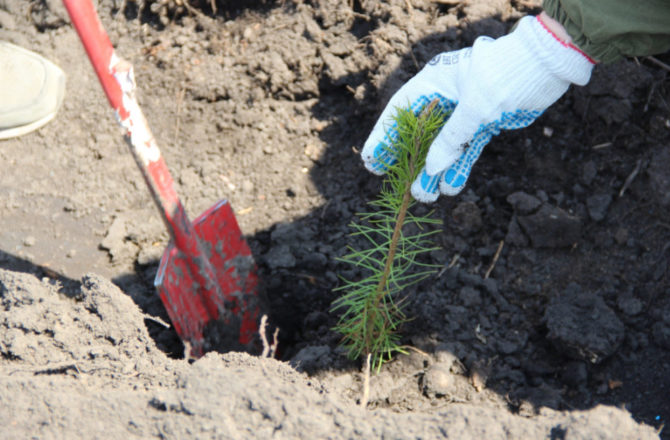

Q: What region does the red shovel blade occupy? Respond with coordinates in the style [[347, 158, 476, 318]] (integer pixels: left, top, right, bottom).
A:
[[62, 0, 265, 359], [156, 200, 261, 357]]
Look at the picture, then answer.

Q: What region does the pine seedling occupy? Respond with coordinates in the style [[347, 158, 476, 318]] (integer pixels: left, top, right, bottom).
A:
[[332, 99, 449, 371]]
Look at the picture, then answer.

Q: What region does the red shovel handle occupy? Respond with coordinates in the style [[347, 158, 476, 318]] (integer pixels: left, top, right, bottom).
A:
[[63, 0, 226, 321]]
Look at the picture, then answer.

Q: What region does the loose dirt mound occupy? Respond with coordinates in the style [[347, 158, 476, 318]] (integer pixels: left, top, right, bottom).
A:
[[1, 0, 669, 437], [0, 269, 657, 438]]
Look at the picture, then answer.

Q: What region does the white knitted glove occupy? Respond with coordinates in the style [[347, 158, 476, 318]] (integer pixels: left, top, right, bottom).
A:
[[362, 16, 594, 203]]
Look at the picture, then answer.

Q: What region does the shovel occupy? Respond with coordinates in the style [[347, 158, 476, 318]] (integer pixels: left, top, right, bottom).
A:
[[63, 0, 263, 357]]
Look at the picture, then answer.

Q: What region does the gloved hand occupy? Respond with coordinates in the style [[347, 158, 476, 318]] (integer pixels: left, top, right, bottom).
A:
[[362, 15, 594, 203]]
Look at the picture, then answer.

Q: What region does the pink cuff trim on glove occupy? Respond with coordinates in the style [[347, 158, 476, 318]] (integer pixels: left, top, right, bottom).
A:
[[535, 16, 596, 65]]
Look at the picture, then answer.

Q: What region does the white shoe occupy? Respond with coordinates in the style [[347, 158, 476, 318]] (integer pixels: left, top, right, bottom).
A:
[[0, 42, 66, 139]]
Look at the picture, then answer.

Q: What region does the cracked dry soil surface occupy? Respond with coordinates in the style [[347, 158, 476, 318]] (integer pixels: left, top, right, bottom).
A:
[[1, 0, 669, 438]]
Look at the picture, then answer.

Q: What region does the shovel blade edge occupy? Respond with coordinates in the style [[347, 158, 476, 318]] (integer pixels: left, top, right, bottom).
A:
[[155, 200, 261, 357]]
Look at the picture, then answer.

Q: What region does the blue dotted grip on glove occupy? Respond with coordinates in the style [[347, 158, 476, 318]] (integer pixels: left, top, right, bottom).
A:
[[437, 108, 542, 195], [370, 93, 543, 199]]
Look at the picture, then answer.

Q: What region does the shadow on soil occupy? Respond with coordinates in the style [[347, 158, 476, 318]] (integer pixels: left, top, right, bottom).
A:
[[241, 13, 669, 436], [116, 0, 280, 26], [0, 250, 81, 296]]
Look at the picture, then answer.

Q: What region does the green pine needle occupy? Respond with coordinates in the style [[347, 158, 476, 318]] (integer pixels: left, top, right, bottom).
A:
[[332, 99, 450, 371]]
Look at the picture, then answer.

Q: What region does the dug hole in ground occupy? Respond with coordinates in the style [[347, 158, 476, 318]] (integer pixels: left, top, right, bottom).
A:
[[1, 0, 669, 438]]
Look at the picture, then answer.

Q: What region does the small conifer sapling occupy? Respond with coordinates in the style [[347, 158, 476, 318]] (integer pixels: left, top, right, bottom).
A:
[[332, 99, 450, 371]]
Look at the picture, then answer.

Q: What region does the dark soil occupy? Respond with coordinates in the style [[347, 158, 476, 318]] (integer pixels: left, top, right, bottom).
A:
[[1, 0, 669, 438]]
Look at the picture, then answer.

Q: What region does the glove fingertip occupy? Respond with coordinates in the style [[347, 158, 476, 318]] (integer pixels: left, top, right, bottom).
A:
[[411, 180, 439, 203], [361, 129, 382, 157], [362, 138, 397, 174], [439, 168, 467, 196], [363, 157, 386, 175], [439, 181, 465, 196], [411, 169, 442, 203]]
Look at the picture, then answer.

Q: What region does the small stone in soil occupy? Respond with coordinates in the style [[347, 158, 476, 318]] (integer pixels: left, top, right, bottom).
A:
[[423, 363, 453, 398], [434, 348, 465, 374]]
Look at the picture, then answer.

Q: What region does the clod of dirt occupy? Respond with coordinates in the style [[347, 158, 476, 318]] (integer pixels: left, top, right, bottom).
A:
[[518, 383, 564, 411], [0, 269, 161, 369], [506, 215, 530, 246], [545, 283, 625, 364], [29, 0, 69, 30], [506, 191, 542, 215], [452, 200, 483, 235], [422, 362, 454, 398], [459, 285, 482, 307], [496, 329, 528, 355], [516, 204, 582, 248], [580, 161, 598, 186], [586, 193, 613, 222], [290, 344, 333, 373], [271, 222, 316, 244], [574, 59, 654, 125], [100, 216, 139, 264], [263, 243, 297, 269]]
